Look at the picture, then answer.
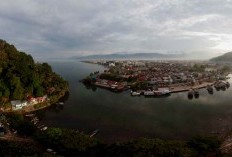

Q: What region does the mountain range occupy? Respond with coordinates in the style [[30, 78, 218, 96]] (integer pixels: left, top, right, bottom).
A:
[[76, 52, 186, 60]]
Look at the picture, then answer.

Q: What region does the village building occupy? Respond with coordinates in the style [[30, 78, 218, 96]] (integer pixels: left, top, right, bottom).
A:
[[11, 100, 28, 110], [27, 95, 48, 105]]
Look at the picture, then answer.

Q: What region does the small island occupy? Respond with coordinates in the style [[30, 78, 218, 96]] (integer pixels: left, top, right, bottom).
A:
[[0, 39, 69, 113]]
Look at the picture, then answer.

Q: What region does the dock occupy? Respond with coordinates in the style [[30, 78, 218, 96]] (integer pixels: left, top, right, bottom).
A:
[[169, 82, 215, 93]]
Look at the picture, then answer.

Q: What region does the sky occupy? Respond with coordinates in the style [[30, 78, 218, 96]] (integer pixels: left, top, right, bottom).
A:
[[0, 0, 232, 59]]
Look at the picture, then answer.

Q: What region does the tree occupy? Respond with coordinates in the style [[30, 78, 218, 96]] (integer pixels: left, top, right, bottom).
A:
[[0, 39, 68, 102], [34, 86, 44, 97], [12, 86, 24, 100], [17, 120, 36, 136], [3, 88, 10, 97], [188, 135, 221, 156]]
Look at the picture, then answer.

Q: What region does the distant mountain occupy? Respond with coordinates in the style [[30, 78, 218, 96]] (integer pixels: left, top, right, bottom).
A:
[[76, 52, 185, 60], [210, 52, 232, 62]]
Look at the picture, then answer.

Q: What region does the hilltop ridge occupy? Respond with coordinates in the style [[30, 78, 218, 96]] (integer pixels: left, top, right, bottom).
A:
[[76, 52, 185, 60], [0, 39, 68, 105], [210, 52, 232, 62]]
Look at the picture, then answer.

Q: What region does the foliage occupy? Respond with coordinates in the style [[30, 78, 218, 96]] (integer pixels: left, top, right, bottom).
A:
[[34, 127, 100, 156], [0, 140, 43, 156], [191, 64, 205, 72], [131, 81, 149, 90], [99, 73, 122, 82], [6, 113, 24, 129], [34, 129, 222, 157], [220, 65, 231, 73], [188, 135, 221, 156], [0, 39, 68, 104], [6, 113, 36, 136]]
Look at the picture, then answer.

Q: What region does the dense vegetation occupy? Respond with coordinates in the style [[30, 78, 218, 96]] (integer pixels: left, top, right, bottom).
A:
[[2, 113, 223, 157], [0, 39, 68, 105], [34, 128, 221, 157], [0, 140, 46, 156]]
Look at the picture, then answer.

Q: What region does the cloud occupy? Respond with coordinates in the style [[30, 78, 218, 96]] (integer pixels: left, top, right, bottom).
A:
[[0, 0, 232, 59]]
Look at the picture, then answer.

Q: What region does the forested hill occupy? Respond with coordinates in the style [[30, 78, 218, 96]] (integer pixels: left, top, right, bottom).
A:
[[210, 52, 232, 62], [0, 39, 68, 102]]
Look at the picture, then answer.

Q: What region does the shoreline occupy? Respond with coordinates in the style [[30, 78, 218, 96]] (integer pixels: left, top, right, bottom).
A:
[[1, 91, 69, 114], [169, 81, 216, 93]]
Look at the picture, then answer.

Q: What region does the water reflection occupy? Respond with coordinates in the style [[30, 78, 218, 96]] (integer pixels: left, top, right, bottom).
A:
[[208, 90, 214, 95], [83, 83, 97, 92], [59, 92, 70, 102], [37, 61, 232, 142]]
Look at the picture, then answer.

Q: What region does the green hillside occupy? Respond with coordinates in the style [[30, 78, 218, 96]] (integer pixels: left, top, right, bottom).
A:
[[0, 39, 68, 104], [210, 52, 232, 62]]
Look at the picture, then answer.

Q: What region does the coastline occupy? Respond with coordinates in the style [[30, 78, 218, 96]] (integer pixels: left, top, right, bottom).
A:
[[1, 91, 69, 114], [169, 81, 216, 93]]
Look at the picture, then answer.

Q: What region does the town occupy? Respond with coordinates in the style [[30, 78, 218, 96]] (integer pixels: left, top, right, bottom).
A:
[[82, 60, 231, 98]]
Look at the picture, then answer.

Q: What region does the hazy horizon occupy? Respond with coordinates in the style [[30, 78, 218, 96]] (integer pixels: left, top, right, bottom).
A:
[[1, 0, 232, 59]]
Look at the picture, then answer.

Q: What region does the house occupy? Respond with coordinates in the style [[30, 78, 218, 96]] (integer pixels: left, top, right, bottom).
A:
[[109, 63, 115, 67], [27, 95, 48, 105], [149, 78, 157, 85], [11, 100, 28, 110]]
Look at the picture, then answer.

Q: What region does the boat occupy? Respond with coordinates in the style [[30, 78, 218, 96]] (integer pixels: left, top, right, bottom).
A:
[[41, 127, 48, 131], [90, 129, 99, 138], [214, 81, 226, 90], [58, 102, 64, 105], [226, 81, 230, 88], [194, 89, 199, 98], [155, 89, 171, 95], [110, 85, 117, 89], [25, 114, 35, 117], [144, 89, 171, 97], [131, 91, 141, 96], [188, 89, 194, 99], [206, 85, 213, 94], [144, 91, 154, 96]]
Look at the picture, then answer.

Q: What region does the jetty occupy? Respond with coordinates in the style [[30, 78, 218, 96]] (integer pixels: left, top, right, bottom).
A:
[[170, 82, 215, 93]]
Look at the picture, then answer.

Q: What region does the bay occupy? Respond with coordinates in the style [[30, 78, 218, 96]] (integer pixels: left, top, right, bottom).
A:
[[39, 60, 232, 143]]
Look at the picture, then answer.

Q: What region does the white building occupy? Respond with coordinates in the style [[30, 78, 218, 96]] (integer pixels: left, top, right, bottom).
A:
[[109, 63, 115, 67], [11, 100, 28, 110]]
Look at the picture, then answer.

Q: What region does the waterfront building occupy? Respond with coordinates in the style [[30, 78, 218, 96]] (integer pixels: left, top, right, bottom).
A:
[[11, 100, 28, 110]]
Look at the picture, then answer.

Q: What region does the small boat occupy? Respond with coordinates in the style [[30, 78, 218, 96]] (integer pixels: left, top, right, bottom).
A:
[[194, 89, 199, 98], [90, 129, 99, 138], [154, 89, 171, 96], [214, 81, 226, 90], [188, 89, 194, 99], [25, 114, 35, 117], [131, 91, 141, 96], [144, 89, 171, 97], [41, 127, 48, 131], [207, 85, 213, 94], [57, 102, 64, 105], [144, 91, 154, 96], [37, 124, 45, 129]]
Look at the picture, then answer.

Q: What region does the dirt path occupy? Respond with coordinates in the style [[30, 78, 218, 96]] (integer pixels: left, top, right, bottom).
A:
[[0, 134, 35, 143]]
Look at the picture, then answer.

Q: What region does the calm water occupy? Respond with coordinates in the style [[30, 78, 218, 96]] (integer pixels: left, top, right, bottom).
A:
[[39, 60, 232, 142]]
